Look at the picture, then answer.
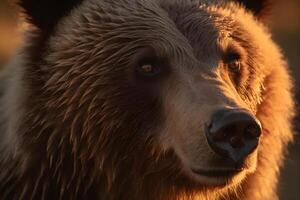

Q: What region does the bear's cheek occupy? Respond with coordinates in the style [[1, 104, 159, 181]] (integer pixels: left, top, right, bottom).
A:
[[158, 81, 219, 167]]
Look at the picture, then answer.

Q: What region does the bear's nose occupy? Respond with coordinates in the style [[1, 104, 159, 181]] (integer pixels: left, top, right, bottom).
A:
[[205, 108, 262, 164]]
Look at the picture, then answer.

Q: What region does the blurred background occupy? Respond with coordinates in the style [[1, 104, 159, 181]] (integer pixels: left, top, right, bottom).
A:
[[271, 1, 300, 199], [0, 0, 299, 199]]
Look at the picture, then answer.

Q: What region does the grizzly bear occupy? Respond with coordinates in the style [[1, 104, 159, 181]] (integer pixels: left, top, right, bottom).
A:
[[0, 0, 294, 199]]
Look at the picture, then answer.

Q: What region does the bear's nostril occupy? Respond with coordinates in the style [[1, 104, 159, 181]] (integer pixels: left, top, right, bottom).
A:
[[212, 127, 228, 141], [212, 125, 236, 142], [245, 124, 261, 139]]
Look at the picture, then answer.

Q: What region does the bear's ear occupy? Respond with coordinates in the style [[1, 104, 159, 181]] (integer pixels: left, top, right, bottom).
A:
[[17, 0, 83, 32], [235, 0, 272, 18]]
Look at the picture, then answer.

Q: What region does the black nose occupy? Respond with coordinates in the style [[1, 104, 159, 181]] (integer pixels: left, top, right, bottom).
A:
[[205, 108, 262, 164]]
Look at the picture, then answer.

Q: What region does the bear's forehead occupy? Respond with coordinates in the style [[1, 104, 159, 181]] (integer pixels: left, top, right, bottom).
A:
[[79, 0, 235, 36], [52, 0, 254, 66], [76, 0, 239, 49]]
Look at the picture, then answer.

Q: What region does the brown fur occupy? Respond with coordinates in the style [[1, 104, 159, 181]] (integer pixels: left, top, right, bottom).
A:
[[0, 0, 294, 200]]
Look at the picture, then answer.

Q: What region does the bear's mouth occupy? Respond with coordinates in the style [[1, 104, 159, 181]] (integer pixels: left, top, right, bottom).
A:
[[191, 168, 243, 178]]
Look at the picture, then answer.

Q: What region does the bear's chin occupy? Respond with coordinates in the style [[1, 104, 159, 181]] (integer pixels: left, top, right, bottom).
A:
[[193, 169, 248, 187], [179, 165, 248, 189], [174, 154, 258, 190]]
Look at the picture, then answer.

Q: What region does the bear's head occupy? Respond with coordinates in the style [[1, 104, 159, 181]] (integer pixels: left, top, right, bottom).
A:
[[12, 0, 293, 199]]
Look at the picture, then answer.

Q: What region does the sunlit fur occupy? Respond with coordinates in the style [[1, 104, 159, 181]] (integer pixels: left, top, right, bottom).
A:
[[0, 0, 294, 200]]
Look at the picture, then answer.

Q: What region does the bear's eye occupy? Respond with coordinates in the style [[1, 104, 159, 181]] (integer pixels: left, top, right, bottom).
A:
[[227, 60, 241, 73], [224, 52, 242, 73], [136, 63, 161, 78]]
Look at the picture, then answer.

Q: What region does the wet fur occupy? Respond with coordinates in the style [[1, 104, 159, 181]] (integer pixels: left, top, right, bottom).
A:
[[0, 0, 294, 200]]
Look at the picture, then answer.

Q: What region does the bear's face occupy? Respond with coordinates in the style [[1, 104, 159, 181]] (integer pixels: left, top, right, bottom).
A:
[[40, 0, 269, 188], [20, 0, 282, 192]]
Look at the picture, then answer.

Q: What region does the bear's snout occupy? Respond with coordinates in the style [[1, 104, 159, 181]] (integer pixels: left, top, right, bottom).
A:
[[205, 108, 262, 165]]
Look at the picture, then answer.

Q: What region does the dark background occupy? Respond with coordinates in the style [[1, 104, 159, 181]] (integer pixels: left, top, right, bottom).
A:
[[271, 1, 300, 199], [0, 0, 299, 199]]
